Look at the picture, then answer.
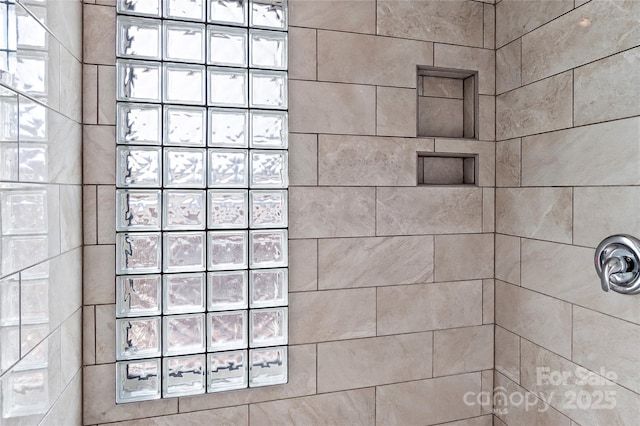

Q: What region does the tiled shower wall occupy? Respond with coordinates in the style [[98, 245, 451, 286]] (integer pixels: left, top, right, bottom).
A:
[[494, 0, 640, 424], [82, 0, 496, 424]]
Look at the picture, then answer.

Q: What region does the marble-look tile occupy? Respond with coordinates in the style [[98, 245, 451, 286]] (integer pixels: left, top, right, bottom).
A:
[[419, 97, 464, 138], [251, 389, 374, 426], [83, 125, 115, 184], [482, 279, 494, 324], [83, 244, 115, 305], [318, 135, 432, 186], [434, 45, 495, 95], [289, 81, 376, 135], [59, 47, 82, 123], [289, 187, 375, 238], [495, 325, 520, 383], [45, 0, 82, 60], [520, 339, 640, 426], [289, 27, 316, 81], [377, 281, 483, 335], [495, 234, 520, 285], [318, 30, 432, 88], [47, 184, 61, 258], [496, 39, 521, 94], [438, 416, 493, 426], [496, 0, 572, 48], [41, 371, 82, 426], [478, 95, 495, 141], [495, 280, 572, 358], [289, 288, 376, 344], [98, 65, 116, 125], [521, 0, 640, 84], [482, 188, 494, 232], [48, 111, 82, 184], [377, 87, 417, 137], [317, 333, 432, 392], [433, 325, 493, 376], [496, 187, 572, 243], [480, 370, 493, 415], [83, 64, 98, 124], [82, 305, 96, 365], [289, 0, 376, 34], [376, 373, 482, 426], [0, 274, 20, 374], [521, 238, 640, 325], [104, 406, 248, 426], [378, 0, 484, 47], [522, 118, 640, 186], [573, 306, 640, 393], [496, 71, 572, 140], [434, 234, 494, 281], [575, 47, 640, 126], [60, 185, 82, 252], [83, 4, 115, 65], [60, 310, 82, 388], [484, 3, 495, 49], [422, 77, 463, 98], [289, 133, 317, 186], [49, 248, 82, 330], [83, 186, 97, 245], [377, 187, 483, 236], [434, 139, 495, 186], [288, 239, 317, 292], [97, 185, 115, 244], [95, 304, 115, 364], [496, 138, 520, 186]]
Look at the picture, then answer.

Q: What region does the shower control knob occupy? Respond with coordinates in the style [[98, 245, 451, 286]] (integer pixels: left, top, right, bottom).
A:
[[594, 235, 640, 295]]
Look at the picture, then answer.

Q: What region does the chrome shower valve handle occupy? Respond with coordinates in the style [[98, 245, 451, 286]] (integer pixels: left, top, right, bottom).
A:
[[594, 234, 640, 295]]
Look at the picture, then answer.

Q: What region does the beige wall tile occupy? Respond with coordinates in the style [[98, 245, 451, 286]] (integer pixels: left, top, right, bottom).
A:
[[495, 280, 572, 358], [251, 389, 374, 426], [573, 306, 640, 393], [289, 288, 376, 344], [496, 187, 572, 243], [496, 39, 521, 94], [83, 186, 97, 245], [83, 244, 115, 305], [97, 185, 115, 244], [318, 31, 433, 88], [433, 325, 493, 376], [317, 333, 432, 392], [377, 187, 483, 236], [83, 4, 115, 65], [289, 187, 375, 238], [482, 188, 494, 233], [434, 44, 495, 95], [378, 0, 484, 47], [438, 416, 493, 426], [289, 133, 317, 186], [496, 71, 572, 140], [435, 139, 495, 186], [289, 81, 376, 135], [482, 279, 494, 324], [318, 135, 432, 186], [522, 118, 640, 186], [83, 64, 98, 124], [290, 0, 376, 34], [496, 0, 572, 48], [82, 305, 96, 365], [83, 125, 115, 184], [496, 138, 520, 186], [574, 47, 640, 126], [422, 76, 464, 98], [318, 236, 434, 289], [376, 373, 482, 426], [377, 87, 418, 137], [288, 239, 317, 292], [495, 234, 520, 285], [49, 111, 82, 184], [377, 282, 483, 335], [480, 370, 493, 415], [484, 3, 495, 49], [495, 325, 520, 383], [521, 0, 640, 84], [105, 406, 248, 426], [478, 95, 495, 142], [95, 304, 115, 364], [434, 234, 494, 281], [98, 65, 116, 125], [419, 97, 464, 138], [289, 27, 316, 81]]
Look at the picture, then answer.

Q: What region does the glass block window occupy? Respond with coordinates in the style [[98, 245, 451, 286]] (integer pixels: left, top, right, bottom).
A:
[[115, 0, 288, 403]]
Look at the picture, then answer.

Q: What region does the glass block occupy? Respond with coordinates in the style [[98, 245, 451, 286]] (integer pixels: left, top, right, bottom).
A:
[[250, 0, 286, 30], [249, 346, 287, 387], [163, 273, 205, 314], [208, 189, 248, 229], [15, 53, 46, 97], [209, 108, 248, 148], [18, 99, 47, 142], [116, 359, 161, 404], [116, 232, 162, 274], [116, 275, 162, 317], [1, 368, 48, 418], [208, 67, 248, 107], [164, 21, 205, 63], [163, 63, 205, 105], [163, 232, 206, 273], [250, 150, 287, 188], [250, 268, 287, 308], [208, 230, 248, 270], [164, 106, 206, 146], [19, 279, 47, 325], [208, 350, 247, 392], [0, 274, 19, 327], [250, 110, 287, 148], [117, 59, 161, 103], [249, 307, 287, 347], [208, 270, 248, 311], [209, 0, 247, 26], [163, 313, 206, 356], [207, 25, 247, 67], [249, 229, 287, 268], [117, 0, 162, 18], [209, 149, 248, 188], [117, 16, 161, 60], [163, 355, 206, 397], [116, 189, 161, 231], [116, 316, 161, 360], [117, 146, 162, 188], [20, 324, 49, 362], [163, 190, 206, 230], [207, 310, 247, 351], [117, 103, 161, 145], [250, 29, 286, 70], [250, 70, 287, 109], [17, 144, 47, 182], [164, 0, 206, 21], [1, 236, 47, 276], [0, 190, 47, 235], [164, 148, 206, 188], [249, 190, 287, 228]]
